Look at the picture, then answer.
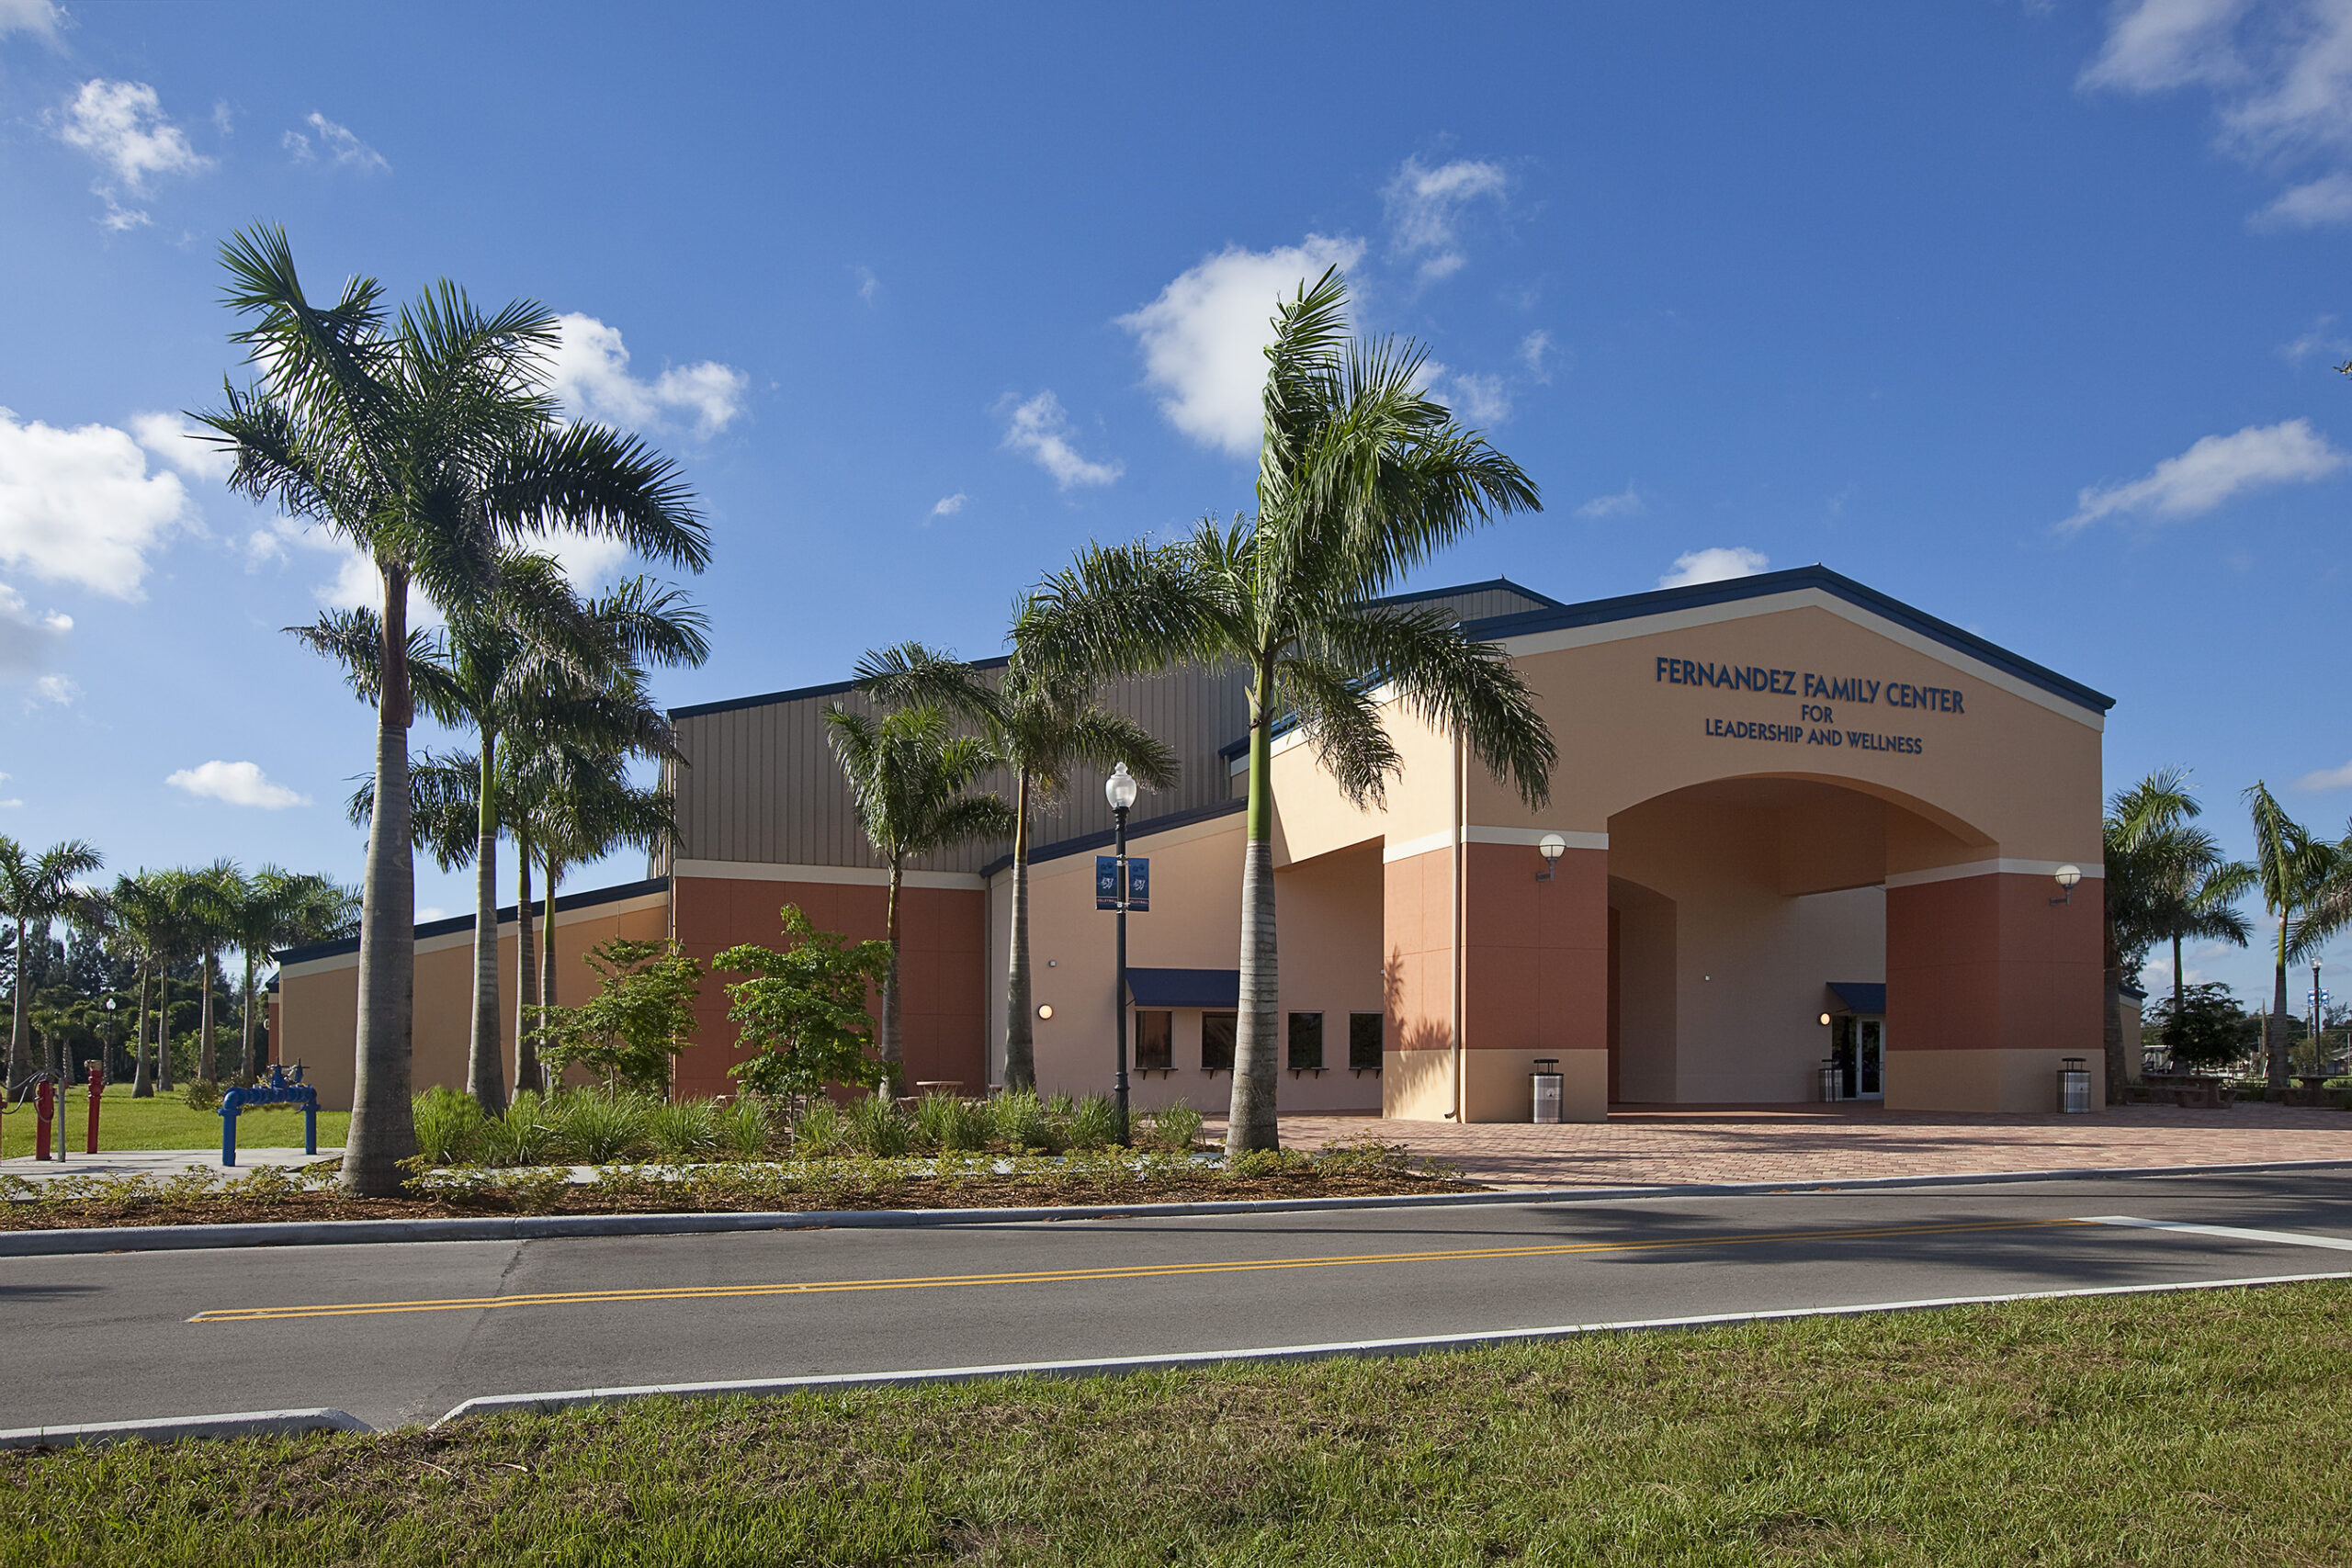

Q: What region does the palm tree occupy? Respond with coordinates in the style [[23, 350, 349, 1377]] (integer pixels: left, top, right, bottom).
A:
[[199, 227, 709, 1193], [854, 639, 1178, 1092], [177, 859, 246, 1084], [0, 837, 104, 1089], [1020, 269, 1552, 1151], [824, 703, 1016, 1090], [108, 873, 174, 1097], [224, 868, 359, 1081], [2245, 782, 2339, 1090], [2143, 832, 2256, 1064]]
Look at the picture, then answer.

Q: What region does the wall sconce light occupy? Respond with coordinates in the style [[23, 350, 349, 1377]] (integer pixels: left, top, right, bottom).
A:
[[1535, 831, 1567, 881], [2051, 864, 2083, 906], [1036, 1003, 1055, 1021], [1818, 1011, 1833, 1027]]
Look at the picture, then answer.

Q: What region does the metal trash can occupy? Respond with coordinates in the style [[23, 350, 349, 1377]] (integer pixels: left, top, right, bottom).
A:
[[2058, 1056, 2092, 1114], [1818, 1059, 1842, 1103], [1531, 1058, 1564, 1124]]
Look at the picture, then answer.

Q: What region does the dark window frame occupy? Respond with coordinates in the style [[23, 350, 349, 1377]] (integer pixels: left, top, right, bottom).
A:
[[1201, 1010, 1237, 1074], [1349, 1012, 1385, 1074], [1287, 1010, 1325, 1073], [1135, 1009, 1174, 1073]]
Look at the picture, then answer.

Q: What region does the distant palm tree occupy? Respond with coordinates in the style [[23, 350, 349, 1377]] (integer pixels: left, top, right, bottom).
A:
[[854, 639, 1178, 1092], [2100, 772, 2237, 1095], [825, 703, 1016, 1090], [1020, 269, 1553, 1151], [2143, 833, 2256, 1062], [201, 228, 709, 1193], [224, 868, 359, 1080], [2245, 782, 2340, 1089], [107, 873, 173, 1097], [179, 859, 246, 1084], [0, 836, 104, 1089]]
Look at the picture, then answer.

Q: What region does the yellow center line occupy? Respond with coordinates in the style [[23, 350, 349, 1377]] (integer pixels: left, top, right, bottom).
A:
[[187, 1217, 2091, 1325]]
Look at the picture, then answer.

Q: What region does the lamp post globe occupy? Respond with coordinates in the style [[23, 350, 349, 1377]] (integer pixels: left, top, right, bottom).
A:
[[1105, 763, 1136, 1145], [1105, 761, 1139, 813]]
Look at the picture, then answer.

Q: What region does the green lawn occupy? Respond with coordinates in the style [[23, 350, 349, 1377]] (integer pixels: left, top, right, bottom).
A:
[[0, 1090, 347, 1159], [8, 1282, 2351, 1565]]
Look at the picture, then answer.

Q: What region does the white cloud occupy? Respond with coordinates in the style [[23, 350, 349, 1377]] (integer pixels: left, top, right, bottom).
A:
[[1519, 329, 1555, 382], [2299, 758, 2352, 789], [165, 760, 310, 810], [1659, 547, 1769, 588], [0, 407, 194, 598], [2281, 312, 2350, 361], [929, 491, 969, 520], [855, 265, 879, 303], [1577, 483, 1645, 520], [130, 411, 233, 483], [54, 80, 209, 230], [29, 673, 77, 707], [2083, 2, 2352, 226], [2061, 418, 2346, 530], [545, 314, 748, 439], [281, 111, 388, 172], [0, 581, 71, 675], [0, 0, 61, 41], [1001, 392, 1122, 489], [1383, 156, 1508, 282], [1119, 234, 1366, 457], [416, 906, 448, 923], [1447, 371, 1511, 424]]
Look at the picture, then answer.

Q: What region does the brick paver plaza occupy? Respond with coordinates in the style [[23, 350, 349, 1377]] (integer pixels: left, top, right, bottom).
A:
[[1230, 1103, 2352, 1190]]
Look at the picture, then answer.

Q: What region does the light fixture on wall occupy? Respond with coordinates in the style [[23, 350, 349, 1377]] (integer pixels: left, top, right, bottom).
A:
[[1535, 832, 1567, 881], [2051, 864, 2083, 906], [1036, 1004, 1054, 1021], [1819, 1011, 1833, 1027]]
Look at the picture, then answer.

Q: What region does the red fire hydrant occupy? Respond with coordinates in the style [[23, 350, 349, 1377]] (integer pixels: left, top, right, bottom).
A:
[[34, 1077, 53, 1163], [86, 1061, 103, 1156]]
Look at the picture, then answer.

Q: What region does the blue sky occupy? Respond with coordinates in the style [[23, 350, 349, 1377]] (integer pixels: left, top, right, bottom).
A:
[[4, 1, 2351, 1008]]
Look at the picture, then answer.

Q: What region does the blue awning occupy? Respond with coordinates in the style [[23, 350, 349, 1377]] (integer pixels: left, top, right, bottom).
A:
[[1125, 967, 1240, 1009], [1826, 981, 1885, 1015]]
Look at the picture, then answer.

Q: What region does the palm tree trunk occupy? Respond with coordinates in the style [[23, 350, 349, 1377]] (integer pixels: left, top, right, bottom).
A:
[[156, 972, 174, 1092], [513, 831, 539, 1095], [130, 959, 153, 1098], [1227, 666, 1281, 1154], [539, 854, 560, 1012], [7, 916, 28, 1090], [345, 562, 420, 1196], [2166, 931, 2186, 1068], [466, 729, 507, 1116], [2100, 914, 2127, 1105], [241, 953, 259, 1080], [1002, 771, 1035, 1092], [881, 859, 904, 1092], [198, 953, 218, 1083], [2271, 942, 2291, 1090]]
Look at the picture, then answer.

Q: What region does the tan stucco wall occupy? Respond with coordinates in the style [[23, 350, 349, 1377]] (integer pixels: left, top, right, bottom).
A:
[[277, 892, 670, 1112]]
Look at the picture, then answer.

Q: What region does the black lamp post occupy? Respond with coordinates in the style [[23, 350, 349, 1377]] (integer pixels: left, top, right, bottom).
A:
[[1105, 761, 1139, 1145]]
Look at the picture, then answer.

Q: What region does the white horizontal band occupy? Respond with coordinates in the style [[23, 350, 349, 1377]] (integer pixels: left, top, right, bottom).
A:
[[1382, 827, 1609, 863], [673, 859, 985, 891], [1883, 858, 2104, 889]]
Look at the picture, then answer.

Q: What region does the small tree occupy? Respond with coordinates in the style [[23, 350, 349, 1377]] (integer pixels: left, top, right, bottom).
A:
[[2146, 982, 2263, 1075], [718, 906, 894, 1101], [532, 939, 703, 1095]]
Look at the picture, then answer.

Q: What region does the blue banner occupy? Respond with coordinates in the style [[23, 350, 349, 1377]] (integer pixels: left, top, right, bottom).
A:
[[1096, 855, 1150, 911]]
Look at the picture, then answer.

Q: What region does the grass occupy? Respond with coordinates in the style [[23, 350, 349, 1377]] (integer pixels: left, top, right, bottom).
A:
[[0, 1089, 348, 1159], [7, 1282, 2352, 1565]]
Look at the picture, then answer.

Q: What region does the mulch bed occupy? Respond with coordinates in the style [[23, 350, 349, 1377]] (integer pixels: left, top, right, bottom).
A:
[[0, 1170, 1480, 1232]]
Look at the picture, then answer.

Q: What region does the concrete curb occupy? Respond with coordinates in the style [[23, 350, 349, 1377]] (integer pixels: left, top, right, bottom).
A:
[[433, 1267, 2352, 1427], [0, 1407, 373, 1450], [6, 1156, 2352, 1257]]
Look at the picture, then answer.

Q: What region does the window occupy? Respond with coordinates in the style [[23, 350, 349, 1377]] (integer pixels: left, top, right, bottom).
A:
[[1202, 1011, 1237, 1072], [1349, 1012, 1384, 1072], [1135, 1010, 1172, 1072], [1287, 1011, 1324, 1071]]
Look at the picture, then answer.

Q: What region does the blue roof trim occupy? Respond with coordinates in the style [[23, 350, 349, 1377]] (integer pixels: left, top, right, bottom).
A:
[[1374, 576, 1566, 613], [274, 876, 671, 966], [981, 796, 1247, 877], [1458, 565, 2115, 715], [670, 655, 1012, 721], [1126, 967, 1240, 1009]]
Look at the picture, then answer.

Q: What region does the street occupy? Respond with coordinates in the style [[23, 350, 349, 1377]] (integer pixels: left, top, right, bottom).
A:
[[9, 1169, 2352, 1431]]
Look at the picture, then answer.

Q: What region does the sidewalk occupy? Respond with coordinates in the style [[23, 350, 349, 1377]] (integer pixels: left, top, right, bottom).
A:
[[0, 1146, 324, 1185], [1243, 1102, 2352, 1189]]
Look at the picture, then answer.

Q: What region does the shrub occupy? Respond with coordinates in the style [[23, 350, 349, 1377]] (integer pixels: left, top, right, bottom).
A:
[[532, 940, 705, 1095], [1066, 1094, 1120, 1150], [847, 1091, 911, 1156], [989, 1089, 1052, 1152], [181, 1079, 222, 1113], [477, 1090, 559, 1167], [914, 1092, 989, 1152], [713, 1096, 775, 1159], [1144, 1103, 1204, 1153], [551, 1090, 653, 1163], [645, 1099, 722, 1165], [791, 1097, 851, 1157], [717, 907, 892, 1099], [412, 1087, 486, 1167]]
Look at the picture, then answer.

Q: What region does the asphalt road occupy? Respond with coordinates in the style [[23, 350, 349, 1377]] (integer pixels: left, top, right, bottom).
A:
[[9, 1169, 2352, 1431]]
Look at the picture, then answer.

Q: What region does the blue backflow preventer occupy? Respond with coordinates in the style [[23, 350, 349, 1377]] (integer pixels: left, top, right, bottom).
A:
[[220, 1064, 320, 1168]]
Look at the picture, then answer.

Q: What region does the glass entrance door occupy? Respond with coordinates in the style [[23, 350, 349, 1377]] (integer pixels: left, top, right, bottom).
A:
[[1831, 1016, 1885, 1100]]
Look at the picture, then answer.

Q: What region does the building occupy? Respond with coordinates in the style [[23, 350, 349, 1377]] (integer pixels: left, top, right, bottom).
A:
[[278, 565, 2112, 1118]]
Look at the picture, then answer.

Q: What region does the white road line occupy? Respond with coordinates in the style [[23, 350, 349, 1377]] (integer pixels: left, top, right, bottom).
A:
[[2080, 1216, 2352, 1252]]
